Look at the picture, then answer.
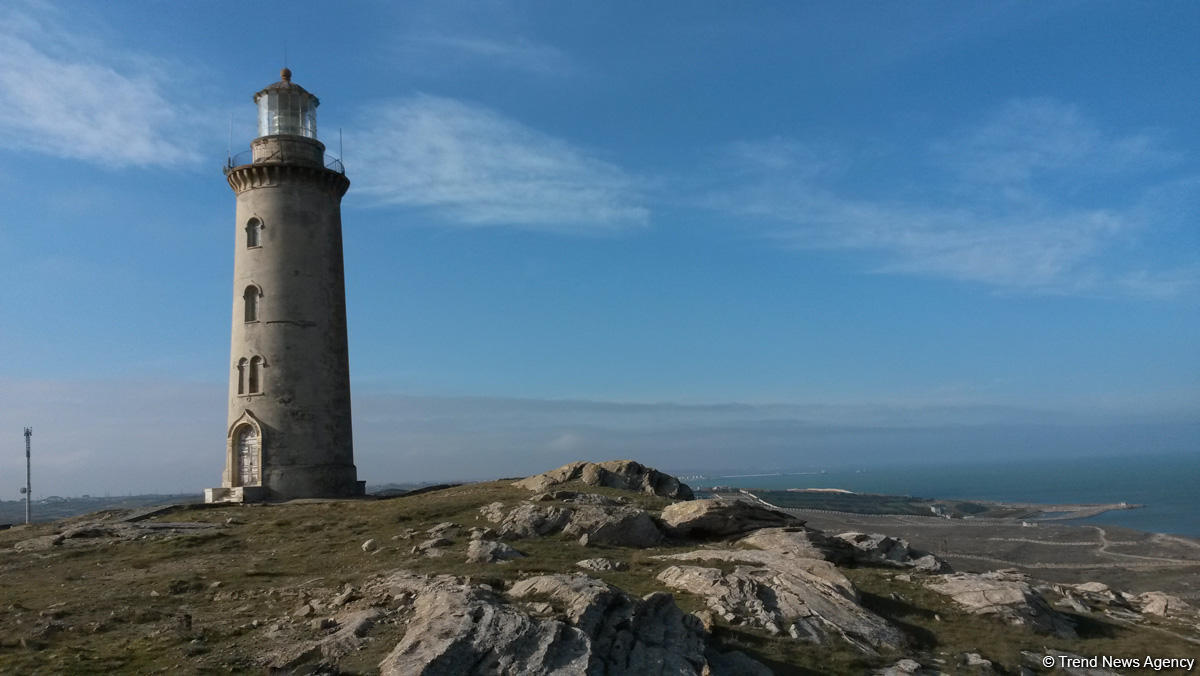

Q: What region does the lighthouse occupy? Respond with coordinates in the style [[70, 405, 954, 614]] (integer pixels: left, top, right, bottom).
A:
[[206, 69, 363, 502]]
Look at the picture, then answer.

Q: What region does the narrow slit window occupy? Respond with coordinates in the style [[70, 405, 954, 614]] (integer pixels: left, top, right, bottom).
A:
[[248, 356, 263, 394], [246, 218, 262, 248], [236, 358, 247, 395], [244, 286, 260, 322]]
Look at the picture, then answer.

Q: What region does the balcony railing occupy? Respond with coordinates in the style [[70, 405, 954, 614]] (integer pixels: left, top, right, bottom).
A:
[[224, 149, 346, 175]]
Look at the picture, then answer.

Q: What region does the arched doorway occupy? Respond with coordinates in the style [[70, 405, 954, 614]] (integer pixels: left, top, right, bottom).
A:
[[235, 425, 261, 486]]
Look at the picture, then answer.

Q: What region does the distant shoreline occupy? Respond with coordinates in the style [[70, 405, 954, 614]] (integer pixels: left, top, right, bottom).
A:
[[704, 487, 1143, 525], [736, 490, 1200, 601]]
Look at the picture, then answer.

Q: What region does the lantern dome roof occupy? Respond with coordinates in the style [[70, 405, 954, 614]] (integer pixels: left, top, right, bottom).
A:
[[253, 68, 320, 107]]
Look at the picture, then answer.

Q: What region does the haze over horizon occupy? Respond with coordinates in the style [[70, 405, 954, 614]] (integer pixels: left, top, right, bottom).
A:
[[1, 1, 1197, 497]]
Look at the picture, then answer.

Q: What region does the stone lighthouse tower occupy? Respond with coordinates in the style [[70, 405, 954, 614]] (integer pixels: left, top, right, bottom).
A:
[[206, 69, 363, 502]]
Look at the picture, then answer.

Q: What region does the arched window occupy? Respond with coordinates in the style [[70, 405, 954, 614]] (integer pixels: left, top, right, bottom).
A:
[[246, 218, 262, 248], [244, 285, 261, 322], [248, 356, 264, 394], [236, 358, 247, 395]]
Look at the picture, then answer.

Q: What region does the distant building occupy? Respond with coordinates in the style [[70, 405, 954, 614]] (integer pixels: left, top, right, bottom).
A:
[[206, 70, 363, 503]]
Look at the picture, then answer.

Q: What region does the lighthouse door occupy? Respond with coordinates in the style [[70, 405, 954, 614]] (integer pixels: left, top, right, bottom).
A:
[[235, 426, 260, 486]]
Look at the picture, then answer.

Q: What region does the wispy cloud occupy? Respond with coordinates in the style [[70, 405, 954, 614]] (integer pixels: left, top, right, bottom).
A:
[[397, 33, 572, 76], [1115, 266, 1200, 299], [348, 94, 648, 231], [0, 2, 201, 168], [705, 99, 1197, 297], [935, 98, 1178, 191]]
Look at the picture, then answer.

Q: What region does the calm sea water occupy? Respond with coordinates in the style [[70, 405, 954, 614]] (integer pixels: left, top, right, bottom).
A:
[[702, 452, 1199, 537]]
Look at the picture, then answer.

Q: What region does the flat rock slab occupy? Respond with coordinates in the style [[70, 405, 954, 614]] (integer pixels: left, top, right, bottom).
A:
[[657, 563, 904, 653], [926, 571, 1077, 638], [660, 499, 801, 539]]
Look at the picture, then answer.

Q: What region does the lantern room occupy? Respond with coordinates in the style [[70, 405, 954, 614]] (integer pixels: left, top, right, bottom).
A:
[[253, 68, 318, 139]]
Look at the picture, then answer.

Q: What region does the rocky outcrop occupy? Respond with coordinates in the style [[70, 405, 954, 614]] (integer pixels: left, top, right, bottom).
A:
[[319, 608, 383, 660], [509, 574, 709, 670], [563, 505, 664, 547], [479, 501, 507, 523], [378, 574, 590, 675], [1136, 591, 1192, 617], [412, 537, 452, 558], [532, 490, 629, 506], [738, 526, 855, 563], [657, 548, 856, 596], [660, 499, 800, 539], [490, 503, 573, 538], [426, 521, 461, 538], [515, 460, 694, 500], [875, 658, 945, 675], [485, 500, 664, 547], [835, 532, 950, 572], [576, 558, 628, 572], [926, 570, 1077, 638], [466, 539, 525, 564], [376, 571, 766, 675], [657, 563, 904, 653]]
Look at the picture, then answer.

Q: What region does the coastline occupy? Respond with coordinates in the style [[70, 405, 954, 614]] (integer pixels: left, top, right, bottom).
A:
[[738, 489, 1200, 601], [685, 451, 1200, 537]]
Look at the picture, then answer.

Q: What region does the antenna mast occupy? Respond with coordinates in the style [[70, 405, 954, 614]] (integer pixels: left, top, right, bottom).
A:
[[22, 428, 32, 524]]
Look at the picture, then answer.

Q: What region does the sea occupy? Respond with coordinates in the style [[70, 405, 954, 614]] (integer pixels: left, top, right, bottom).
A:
[[701, 451, 1199, 538]]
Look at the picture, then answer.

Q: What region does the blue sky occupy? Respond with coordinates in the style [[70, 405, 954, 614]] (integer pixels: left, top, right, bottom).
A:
[[0, 1, 1197, 496]]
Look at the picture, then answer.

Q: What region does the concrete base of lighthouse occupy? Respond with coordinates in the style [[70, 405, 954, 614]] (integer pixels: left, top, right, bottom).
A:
[[204, 486, 270, 503], [205, 478, 366, 503]]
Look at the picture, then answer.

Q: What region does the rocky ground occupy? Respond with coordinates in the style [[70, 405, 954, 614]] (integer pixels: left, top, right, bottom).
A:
[[0, 459, 1197, 675]]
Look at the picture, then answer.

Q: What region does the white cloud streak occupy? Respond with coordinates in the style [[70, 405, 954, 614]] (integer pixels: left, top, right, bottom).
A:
[[348, 94, 648, 231], [0, 2, 201, 168], [397, 33, 572, 76], [706, 99, 1196, 297], [936, 99, 1178, 188]]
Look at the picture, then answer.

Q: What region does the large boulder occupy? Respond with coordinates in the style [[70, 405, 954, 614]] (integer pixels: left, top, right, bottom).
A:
[[660, 499, 800, 539], [515, 460, 694, 500], [507, 574, 709, 673], [656, 549, 855, 597], [376, 572, 767, 675], [466, 539, 526, 564], [926, 570, 1077, 638], [563, 504, 664, 547], [738, 526, 856, 563], [835, 532, 950, 572], [657, 563, 904, 653], [1137, 591, 1192, 617], [378, 575, 591, 675], [492, 503, 573, 539], [487, 501, 664, 547]]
